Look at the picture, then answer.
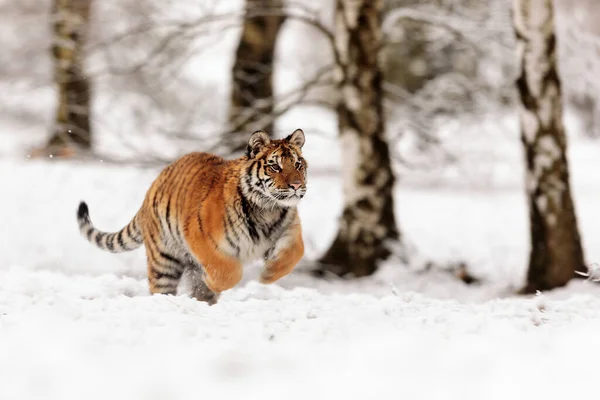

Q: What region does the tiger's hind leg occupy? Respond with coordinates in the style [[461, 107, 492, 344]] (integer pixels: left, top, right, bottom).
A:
[[146, 249, 186, 296], [189, 269, 220, 305], [184, 254, 219, 305]]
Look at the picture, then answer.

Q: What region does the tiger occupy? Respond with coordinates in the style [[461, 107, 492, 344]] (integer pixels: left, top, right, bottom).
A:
[[76, 129, 307, 304]]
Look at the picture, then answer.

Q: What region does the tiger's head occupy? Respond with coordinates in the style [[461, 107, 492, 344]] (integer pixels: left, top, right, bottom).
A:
[[243, 129, 307, 208]]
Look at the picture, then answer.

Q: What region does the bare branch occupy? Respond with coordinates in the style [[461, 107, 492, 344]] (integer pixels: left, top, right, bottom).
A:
[[383, 5, 512, 57]]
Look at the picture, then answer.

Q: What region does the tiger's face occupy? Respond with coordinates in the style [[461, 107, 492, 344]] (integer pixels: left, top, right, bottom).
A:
[[245, 129, 307, 207]]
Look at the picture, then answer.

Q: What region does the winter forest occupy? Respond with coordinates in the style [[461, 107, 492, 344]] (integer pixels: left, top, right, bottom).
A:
[[2, 0, 600, 398]]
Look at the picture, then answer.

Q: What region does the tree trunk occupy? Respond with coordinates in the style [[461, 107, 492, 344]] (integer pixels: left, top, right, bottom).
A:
[[228, 0, 286, 153], [318, 0, 400, 278], [513, 0, 585, 293], [45, 0, 92, 155]]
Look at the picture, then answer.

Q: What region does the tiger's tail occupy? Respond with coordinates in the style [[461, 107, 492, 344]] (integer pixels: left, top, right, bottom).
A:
[[76, 201, 144, 253]]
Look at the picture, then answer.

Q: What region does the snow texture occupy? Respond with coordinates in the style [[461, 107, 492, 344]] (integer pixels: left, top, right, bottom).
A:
[[3, 114, 600, 399], [2, 0, 600, 396], [3, 268, 600, 400]]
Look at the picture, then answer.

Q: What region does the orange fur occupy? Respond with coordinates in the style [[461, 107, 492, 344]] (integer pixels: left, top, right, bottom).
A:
[[77, 129, 308, 304], [260, 216, 304, 284]]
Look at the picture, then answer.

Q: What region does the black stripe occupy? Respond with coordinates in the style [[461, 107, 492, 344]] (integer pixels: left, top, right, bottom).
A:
[[173, 167, 194, 240], [146, 200, 161, 236], [194, 174, 218, 236], [197, 211, 219, 249], [105, 235, 115, 251], [153, 269, 183, 281], [171, 157, 198, 236], [231, 199, 251, 242], [224, 216, 240, 255], [125, 221, 132, 238], [225, 210, 240, 242], [201, 154, 216, 163], [153, 260, 183, 274], [146, 233, 175, 267], [159, 251, 182, 266], [165, 200, 174, 236], [153, 259, 178, 273], [238, 186, 259, 242], [196, 210, 204, 234], [225, 234, 239, 255], [152, 190, 160, 214], [128, 221, 143, 244], [160, 162, 179, 184], [153, 182, 169, 242], [95, 232, 104, 248], [280, 146, 292, 159], [248, 160, 257, 175], [263, 208, 289, 237], [147, 243, 182, 273], [154, 250, 184, 272], [264, 247, 275, 261], [153, 282, 178, 290], [204, 155, 225, 167], [253, 160, 261, 176], [160, 174, 180, 239], [230, 212, 250, 242], [116, 231, 126, 249], [156, 185, 169, 235]]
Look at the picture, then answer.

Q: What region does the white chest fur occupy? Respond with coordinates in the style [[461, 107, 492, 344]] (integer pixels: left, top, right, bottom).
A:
[[222, 205, 295, 263]]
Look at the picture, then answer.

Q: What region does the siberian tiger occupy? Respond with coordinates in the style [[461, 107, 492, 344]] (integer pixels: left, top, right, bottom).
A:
[[76, 129, 307, 304]]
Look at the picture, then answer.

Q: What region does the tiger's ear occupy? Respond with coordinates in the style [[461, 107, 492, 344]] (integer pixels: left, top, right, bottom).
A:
[[247, 130, 270, 158], [286, 129, 305, 149]]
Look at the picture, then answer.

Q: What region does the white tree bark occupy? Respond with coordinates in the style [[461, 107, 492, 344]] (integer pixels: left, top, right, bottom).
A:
[[47, 0, 93, 154], [513, 0, 585, 293], [319, 0, 400, 278]]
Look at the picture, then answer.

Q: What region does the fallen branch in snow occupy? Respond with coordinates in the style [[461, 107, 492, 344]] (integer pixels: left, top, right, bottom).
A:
[[452, 262, 480, 285], [413, 260, 481, 285], [575, 263, 600, 282]]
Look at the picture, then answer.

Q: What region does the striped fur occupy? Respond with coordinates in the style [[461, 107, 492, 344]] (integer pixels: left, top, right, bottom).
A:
[[77, 202, 143, 253], [76, 129, 307, 304]]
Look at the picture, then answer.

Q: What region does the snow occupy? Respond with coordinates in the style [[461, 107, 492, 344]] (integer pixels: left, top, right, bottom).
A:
[[3, 114, 600, 398], [2, 268, 600, 400], [3, 1, 600, 395]]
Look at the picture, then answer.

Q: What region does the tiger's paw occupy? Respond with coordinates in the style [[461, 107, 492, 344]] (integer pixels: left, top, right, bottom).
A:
[[191, 281, 220, 305], [259, 270, 277, 284]]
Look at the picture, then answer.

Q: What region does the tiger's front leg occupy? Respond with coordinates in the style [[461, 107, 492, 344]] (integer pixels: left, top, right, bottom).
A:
[[260, 221, 304, 284], [186, 266, 220, 305], [184, 214, 243, 303]]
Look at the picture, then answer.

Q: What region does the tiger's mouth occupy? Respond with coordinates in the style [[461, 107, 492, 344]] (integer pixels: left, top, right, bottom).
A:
[[270, 189, 306, 205]]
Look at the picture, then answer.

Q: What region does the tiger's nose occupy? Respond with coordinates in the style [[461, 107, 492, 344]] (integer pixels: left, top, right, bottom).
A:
[[289, 181, 302, 190]]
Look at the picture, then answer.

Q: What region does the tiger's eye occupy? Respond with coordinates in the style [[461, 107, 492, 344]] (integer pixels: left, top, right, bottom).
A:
[[295, 162, 302, 170], [270, 164, 282, 173]]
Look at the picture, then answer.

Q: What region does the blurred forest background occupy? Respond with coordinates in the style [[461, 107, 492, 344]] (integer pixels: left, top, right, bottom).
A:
[[2, 0, 600, 294]]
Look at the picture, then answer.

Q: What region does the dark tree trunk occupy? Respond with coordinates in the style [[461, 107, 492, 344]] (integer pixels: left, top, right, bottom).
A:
[[513, 0, 585, 293], [227, 0, 286, 152], [45, 0, 92, 155], [318, 0, 400, 278]]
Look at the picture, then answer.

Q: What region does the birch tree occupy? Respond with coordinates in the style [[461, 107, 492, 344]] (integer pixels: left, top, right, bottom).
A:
[[227, 0, 286, 153], [318, 0, 400, 278], [513, 0, 585, 293], [45, 0, 93, 155]]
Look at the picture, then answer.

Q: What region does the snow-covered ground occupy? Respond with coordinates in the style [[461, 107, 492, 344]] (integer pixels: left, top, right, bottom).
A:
[[3, 0, 600, 396], [3, 115, 600, 399], [3, 270, 600, 400]]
